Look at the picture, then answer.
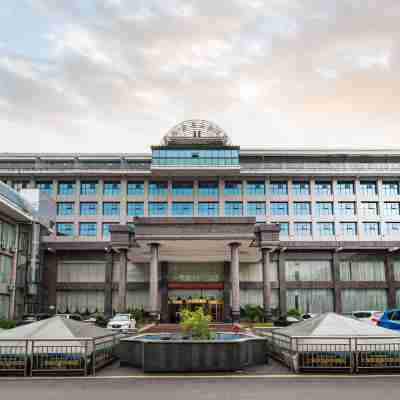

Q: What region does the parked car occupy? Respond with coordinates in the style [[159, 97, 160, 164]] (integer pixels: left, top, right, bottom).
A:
[[16, 313, 51, 326], [352, 310, 382, 325], [107, 314, 136, 331], [377, 309, 400, 330], [55, 313, 83, 321]]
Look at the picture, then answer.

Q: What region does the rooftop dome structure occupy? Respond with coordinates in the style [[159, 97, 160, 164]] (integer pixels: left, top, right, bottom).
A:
[[161, 119, 230, 146]]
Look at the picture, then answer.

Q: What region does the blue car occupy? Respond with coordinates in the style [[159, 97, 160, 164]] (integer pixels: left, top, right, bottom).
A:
[[377, 309, 400, 331]]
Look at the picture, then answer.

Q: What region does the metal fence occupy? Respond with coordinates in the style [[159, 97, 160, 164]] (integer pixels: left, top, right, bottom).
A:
[[270, 334, 400, 373], [0, 334, 119, 376]]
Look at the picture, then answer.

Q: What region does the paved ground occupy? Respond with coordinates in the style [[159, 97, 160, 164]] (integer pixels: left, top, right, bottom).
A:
[[1, 376, 400, 400]]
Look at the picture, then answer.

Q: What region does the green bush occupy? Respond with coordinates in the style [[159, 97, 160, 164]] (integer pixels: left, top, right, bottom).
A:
[[287, 308, 302, 319], [180, 307, 212, 340], [95, 314, 108, 328], [0, 319, 17, 329], [242, 305, 264, 323]]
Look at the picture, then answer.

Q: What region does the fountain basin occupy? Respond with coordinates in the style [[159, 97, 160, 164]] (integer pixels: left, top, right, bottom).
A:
[[117, 332, 268, 372]]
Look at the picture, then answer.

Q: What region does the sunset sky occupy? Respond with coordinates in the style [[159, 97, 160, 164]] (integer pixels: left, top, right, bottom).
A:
[[1, 0, 399, 152]]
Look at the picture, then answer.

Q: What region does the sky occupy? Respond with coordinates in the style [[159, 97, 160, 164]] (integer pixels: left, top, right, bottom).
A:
[[0, 0, 399, 153]]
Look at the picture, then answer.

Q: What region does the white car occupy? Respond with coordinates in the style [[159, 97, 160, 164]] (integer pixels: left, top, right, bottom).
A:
[[107, 314, 136, 331]]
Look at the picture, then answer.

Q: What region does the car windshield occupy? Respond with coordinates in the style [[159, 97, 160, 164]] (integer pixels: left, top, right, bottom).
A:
[[112, 315, 129, 321], [353, 312, 372, 318]]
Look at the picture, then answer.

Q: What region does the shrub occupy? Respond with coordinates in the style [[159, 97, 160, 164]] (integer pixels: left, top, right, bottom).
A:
[[243, 305, 264, 323], [287, 308, 302, 319], [95, 314, 108, 328], [0, 319, 17, 329], [180, 307, 212, 340]]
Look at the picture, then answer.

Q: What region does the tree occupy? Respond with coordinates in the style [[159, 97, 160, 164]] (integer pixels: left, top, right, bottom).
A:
[[180, 307, 212, 340]]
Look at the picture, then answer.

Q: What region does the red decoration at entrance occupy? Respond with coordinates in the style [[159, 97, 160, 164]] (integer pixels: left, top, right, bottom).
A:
[[168, 282, 224, 290]]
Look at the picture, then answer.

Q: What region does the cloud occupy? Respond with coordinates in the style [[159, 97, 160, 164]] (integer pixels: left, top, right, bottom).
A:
[[0, 0, 400, 152]]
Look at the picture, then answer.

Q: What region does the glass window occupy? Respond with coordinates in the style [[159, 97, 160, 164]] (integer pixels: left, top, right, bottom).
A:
[[172, 202, 193, 216], [172, 182, 193, 197], [341, 289, 387, 314], [383, 202, 400, 216], [340, 259, 385, 281], [271, 222, 289, 236], [293, 202, 311, 216], [79, 222, 97, 237], [246, 181, 265, 196], [270, 202, 288, 216], [198, 181, 218, 197], [360, 202, 379, 216], [315, 202, 333, 216], [57, 202, 74, 216], [102, 223, 117, 239], [247, 202, 266, 216], [287, 289, 334, 314], [11, 181, 29, 191], [225, 201, 243, 216], [271, 181, 288, 195], [336, 181, 354, 196], [360, 181, 377, 196], [103, 202, 120, 216], [127, 181, 144, 196], [103, 181, 121, 196], [198, 202, 219, 216], [80, 202, 97, 216], [127, 202, 144, 217], [316, 222, 335, 236], [0, 255, 12, 285], [315, 181, 332, 196], [337, 202, 356, 216], [58, 181, 75, 196], [80, 181, 97, 195], [224, 181, 242, 196], [149, 202, 168, 216], [36, 181, 53, 196], [294, 222, 312, 237], [386, 222, 400, 236], [286, 260, 332, 281], [56, 223, 74, 237], [340, 222, 357, 237], [292, 181, 310, 196], [0, 222, 16, 250], [149, 182, 168, 197], [382, 182, 399, 196], [363, 222, 380, 236]]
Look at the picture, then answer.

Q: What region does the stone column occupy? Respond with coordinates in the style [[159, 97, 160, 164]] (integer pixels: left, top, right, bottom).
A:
[[160, 261, 169, 322], [118, 249, 128, 312], [47, 252, 58, 315], [261, 247, 273, 321], [149, 243, 160, 321], [278, 250, 287, 317], [223, 261, 231, 321], [229, 242, 241, 323], [104, 251, 114, 318], [8, 224, 20, 319], [332, 251, 343, 313]]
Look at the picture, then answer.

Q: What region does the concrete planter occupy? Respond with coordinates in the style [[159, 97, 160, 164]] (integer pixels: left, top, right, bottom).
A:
[[117, 334, 268, 372]]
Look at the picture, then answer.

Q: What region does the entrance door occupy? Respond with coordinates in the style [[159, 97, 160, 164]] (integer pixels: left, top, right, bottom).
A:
[[168, 298, 224, 322]]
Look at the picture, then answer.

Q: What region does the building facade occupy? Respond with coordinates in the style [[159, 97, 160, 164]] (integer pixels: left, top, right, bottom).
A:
[[2, 120, 400, 320]]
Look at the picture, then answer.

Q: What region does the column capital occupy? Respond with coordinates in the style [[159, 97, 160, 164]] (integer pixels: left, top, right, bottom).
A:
[[148, 242, 161, 248], [228, 241, 241, 248]]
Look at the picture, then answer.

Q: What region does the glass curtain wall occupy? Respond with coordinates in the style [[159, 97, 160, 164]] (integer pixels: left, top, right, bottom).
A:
[[341, 289, 387, 313], [339, 258, 385, 281], [285, 260, 332, 281], [287, 289, 334, 313]]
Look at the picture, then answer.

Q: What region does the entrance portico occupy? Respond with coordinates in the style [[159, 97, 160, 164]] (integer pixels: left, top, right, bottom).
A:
[[110, 218, 280, 322]]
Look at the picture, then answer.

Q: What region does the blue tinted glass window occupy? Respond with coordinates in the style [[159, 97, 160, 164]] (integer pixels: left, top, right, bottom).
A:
[[363, 222, 380, 236], [316, 222, 335, 236], [341, 222, 357, 236], [293, 202, 311, 216], [294, 222, 312, 237], [271, 222, 289, 236], [292, 181, 310, 196], [57, 202, 74, 216], [127, 202, 144, 217], [383, 202, 400, 216], [315, 181, 332, 196], [79, 222, 97, 237], [172, 202, 193, 216], [246, 181, 265, 196], [102, 223, 117, 239], [80, 202, 97, 216], [224, 181, 242, 196], [315, 202, 333, 216], [127, 181, 144, 196], [36, 181, 53, 195], [80, 181, 97, 195], [225, 201, 243, 216], [103, 181, 121, 196], [103, 202, 120, 216], [56, 223, 74, 237], [360, 202, 378, 216], [271, 181, 288, 195], [360, 181, 377, 196], [337, 202, 356, 215], [198, 202, 219, 216], [198, 181, 218, 197], [58, 181, 75, 196], [172, 182, 193, 197], [336, 181, 354, 196], [386, 222, 400, 236], [271, 202, 288, 216], [247, 202, 266, 216], [149, 182, 168, 197], [149, 202, 168, 216], [382, 182, 399, 196]]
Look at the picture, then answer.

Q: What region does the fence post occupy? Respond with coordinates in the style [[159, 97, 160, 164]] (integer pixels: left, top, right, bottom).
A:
[[83, 340, 88, 377], [354, 337, 358, 373], [92, 339, 96, 376], [30, 340, 34, 377], [24, 339, 29, 377]]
